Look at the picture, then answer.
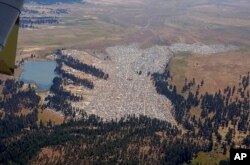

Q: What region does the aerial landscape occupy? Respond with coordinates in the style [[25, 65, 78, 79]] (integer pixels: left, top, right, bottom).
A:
[[0, 0, 250, 164]]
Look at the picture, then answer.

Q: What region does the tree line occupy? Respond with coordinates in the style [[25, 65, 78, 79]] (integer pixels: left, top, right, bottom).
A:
[[45, 77, 83, 116], [56, 50, 109, 80], [54, 62, 94, 89], [152, 64, 250, 149], [20, 17, 59, 29]]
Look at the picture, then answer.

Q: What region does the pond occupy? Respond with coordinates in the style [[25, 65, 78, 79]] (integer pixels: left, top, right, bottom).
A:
[[20, 61, 57, 92]]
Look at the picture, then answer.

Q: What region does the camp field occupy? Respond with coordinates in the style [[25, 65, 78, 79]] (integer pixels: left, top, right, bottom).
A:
[[1, 0, 250, 164], [17, 0, 250, 141]]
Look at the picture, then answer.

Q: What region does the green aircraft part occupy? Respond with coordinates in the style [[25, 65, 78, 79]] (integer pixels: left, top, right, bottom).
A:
[[0, 18, 19, 75]]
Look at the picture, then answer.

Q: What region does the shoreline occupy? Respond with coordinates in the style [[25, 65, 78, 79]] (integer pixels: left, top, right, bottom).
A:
[[18, 57, 58, 93]]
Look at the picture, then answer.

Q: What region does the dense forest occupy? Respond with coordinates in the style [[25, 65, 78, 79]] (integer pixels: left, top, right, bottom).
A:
[[0, 80, 40, 138], [0, 114, 211, 165]]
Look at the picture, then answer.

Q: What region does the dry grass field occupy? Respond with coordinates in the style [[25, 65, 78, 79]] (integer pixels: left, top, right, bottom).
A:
[[17, 0, 250, 59], [169, 49, 250, 95]]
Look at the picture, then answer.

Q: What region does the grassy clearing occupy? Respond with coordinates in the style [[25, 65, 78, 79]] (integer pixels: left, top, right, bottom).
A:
[[192, 151, 228, 165], [169, 50, 250, 96], [169, 51, 191, 93], [38, 110, 64, 126], [192, 139, 230, 165]]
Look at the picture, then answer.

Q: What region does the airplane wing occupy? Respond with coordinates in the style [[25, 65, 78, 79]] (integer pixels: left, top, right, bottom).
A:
[[0, 0, 24, 75], [0, 18, 19, 75]]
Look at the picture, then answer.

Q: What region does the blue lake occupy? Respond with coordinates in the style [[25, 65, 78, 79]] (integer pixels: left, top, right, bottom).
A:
[[20, 61, 57, 92]]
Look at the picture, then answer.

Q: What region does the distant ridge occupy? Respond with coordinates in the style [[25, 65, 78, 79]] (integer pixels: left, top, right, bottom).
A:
[[27, 0, 83, 4]]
